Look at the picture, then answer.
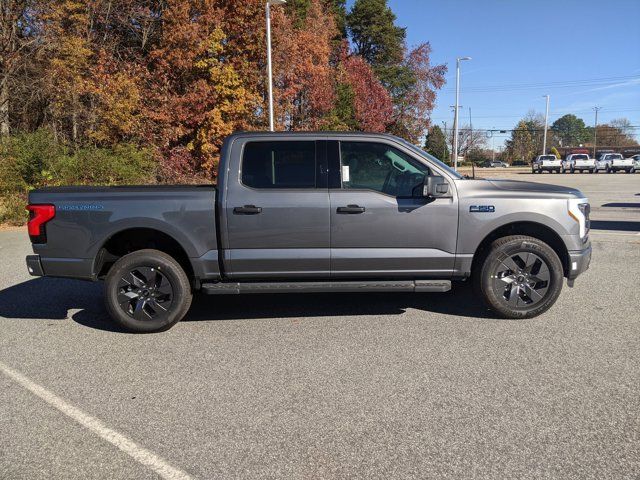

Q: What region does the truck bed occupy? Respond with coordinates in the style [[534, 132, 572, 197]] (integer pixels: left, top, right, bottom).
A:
[[28, 185, 220, 281]]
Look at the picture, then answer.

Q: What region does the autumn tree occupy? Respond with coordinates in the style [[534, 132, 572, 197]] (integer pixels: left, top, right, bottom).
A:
[[506, 120, 535, 163], [1, 0, 39, 136], [347, 0, 407, 90], [347, 0, 446, 142], [586, 118, 639, 147], [272, 0, 337, 130]]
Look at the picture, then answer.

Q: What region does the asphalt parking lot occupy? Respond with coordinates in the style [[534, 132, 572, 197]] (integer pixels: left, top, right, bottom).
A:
[[1, 173, 639, 479]]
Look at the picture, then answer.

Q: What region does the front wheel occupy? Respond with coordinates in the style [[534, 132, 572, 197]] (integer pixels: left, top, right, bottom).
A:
[[105, 249, 193, 333], [473, 235, 564, 319]]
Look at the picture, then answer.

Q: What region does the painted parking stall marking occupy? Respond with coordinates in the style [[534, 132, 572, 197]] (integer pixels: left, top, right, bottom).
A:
[[0, 361, 194, 480]]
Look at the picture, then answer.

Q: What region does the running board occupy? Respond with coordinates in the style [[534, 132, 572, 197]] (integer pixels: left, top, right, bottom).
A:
[[201, 280, 451, 295]]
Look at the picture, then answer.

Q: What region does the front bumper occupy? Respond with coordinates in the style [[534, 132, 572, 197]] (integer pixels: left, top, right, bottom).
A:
[[567, 244, 592, 280]]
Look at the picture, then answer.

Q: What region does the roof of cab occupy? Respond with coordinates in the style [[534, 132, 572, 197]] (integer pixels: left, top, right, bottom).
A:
[[227, 131, 403, 140]]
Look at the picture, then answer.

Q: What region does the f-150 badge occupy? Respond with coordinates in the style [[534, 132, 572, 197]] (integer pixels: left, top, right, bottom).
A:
[[470, 205, 495, 213]]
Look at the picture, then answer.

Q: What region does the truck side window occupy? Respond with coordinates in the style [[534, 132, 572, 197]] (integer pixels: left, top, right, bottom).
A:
[[242, 141, 316, 189], [340, 141, 429, 197]]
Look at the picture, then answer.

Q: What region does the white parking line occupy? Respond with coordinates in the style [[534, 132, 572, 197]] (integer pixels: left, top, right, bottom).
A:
[[0, 361, 193, 480]]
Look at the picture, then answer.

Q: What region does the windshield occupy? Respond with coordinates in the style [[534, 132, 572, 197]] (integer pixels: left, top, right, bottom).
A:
[[572, 154, 588, 160], [397, 138, 464, 179], [608, 154, 623, 159], [540, 155, 556, 160]]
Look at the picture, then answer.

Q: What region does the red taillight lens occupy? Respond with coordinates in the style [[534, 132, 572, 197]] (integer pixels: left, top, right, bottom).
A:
[[26, 204, 55, 243]]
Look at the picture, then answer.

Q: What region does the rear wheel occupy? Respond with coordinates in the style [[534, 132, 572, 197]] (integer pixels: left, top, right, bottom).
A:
[[474, 235, 564, 319], [105, 249, 192, 332]]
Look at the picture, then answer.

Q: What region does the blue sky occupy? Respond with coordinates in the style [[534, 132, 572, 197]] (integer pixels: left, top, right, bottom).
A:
[[347, 0, 640, 145]]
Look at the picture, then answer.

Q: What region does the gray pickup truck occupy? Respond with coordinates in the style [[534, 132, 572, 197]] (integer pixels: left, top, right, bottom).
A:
[[26, 132, 592, 332]]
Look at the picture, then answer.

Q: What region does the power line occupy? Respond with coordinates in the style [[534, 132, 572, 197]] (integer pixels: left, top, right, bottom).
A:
[[441, 74, 640, 93]]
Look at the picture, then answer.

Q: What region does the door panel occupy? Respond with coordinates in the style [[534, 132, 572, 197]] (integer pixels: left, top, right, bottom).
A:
[[329, 140, 458, 278], [330, 191, 457, 277], [224, 140, 330, 278]]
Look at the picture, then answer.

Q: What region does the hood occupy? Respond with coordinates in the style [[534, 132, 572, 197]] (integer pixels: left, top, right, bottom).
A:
[[457, 178, 585, 200]]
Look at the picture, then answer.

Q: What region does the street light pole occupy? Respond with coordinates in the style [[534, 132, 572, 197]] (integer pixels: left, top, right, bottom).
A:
[[453, 56, 471, 171], [266, 0, 286, 132], [593, 106, 601, 158], [542, 95, 550, 155]]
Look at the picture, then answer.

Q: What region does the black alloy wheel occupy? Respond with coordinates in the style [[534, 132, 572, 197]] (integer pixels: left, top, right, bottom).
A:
[[117, 267, 174, 321], [491, 252, 550, 308], [474, 235, 564, 319], [105, 249, 192, 332]]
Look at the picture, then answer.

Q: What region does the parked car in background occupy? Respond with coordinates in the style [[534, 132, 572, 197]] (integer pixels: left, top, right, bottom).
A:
[[532, 155, 562, 173], [562, 154, 596, 174], [595, 153, 634, 173], [632, 154, 640, 173], [489, 161, 509, 168]]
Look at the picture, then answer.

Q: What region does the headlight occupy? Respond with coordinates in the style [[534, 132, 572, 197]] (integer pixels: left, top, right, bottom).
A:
[[568, 198, 590, 239]]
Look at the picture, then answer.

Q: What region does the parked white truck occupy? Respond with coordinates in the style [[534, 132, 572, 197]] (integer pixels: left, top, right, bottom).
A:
[[561, 154, 596, 174], [532, 155, 562, 173], [595, 153, 634, 173]]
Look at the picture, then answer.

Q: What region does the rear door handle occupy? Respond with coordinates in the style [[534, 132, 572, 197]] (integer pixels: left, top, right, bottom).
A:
[[337, 205, 365, 214], [233, 205, 262, 215]]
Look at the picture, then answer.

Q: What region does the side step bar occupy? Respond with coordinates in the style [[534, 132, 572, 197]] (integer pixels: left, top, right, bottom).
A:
[[201, 280, 451, 295]]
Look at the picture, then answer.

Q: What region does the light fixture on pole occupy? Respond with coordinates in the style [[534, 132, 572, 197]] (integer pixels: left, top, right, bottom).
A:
[[542, 95, 550, 155], [266, 0, 286, 132], [453, 56, 471, 170]]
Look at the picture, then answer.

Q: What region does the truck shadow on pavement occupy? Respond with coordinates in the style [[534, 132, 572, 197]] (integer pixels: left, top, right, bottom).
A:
[[0, 277, 497, 332]]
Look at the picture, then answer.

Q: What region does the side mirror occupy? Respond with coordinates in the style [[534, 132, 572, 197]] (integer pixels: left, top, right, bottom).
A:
[[423, 174, 449, 198]]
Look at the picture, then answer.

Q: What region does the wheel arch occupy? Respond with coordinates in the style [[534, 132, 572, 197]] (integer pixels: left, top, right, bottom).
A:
[[470, 221, 570, 278], [94, 227, 195, 283]]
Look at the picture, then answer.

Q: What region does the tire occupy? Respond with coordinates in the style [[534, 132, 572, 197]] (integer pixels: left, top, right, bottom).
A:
[[473, 235, 564, 319], [105, 249, 193, 333]]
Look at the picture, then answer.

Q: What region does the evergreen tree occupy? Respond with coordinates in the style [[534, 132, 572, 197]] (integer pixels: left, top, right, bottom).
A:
[[346, 0, 410, 92], [423, 125, 449, 162], [551, 114, 589, 147]]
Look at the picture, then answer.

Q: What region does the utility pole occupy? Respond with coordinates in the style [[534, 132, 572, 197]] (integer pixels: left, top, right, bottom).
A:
[[593, 106, 601, 158], [491, 128, 496, 161], [441, 121, 448, 163], [468, 107, 473, 152], [450, 105, 462, 164], [453, 56, 471, 170], [542, 95, 550, 155]]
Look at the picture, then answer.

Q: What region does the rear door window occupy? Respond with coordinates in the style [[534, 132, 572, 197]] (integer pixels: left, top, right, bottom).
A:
[[242, 141, 316, 189]]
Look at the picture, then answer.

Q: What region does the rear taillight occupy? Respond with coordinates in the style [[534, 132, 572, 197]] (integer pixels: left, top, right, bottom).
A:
[[26, 204, 55, 243]]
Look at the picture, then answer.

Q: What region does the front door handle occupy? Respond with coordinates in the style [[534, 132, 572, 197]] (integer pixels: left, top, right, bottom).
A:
[[233, 205, 262, 215], [337, 205, 365, 214]]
